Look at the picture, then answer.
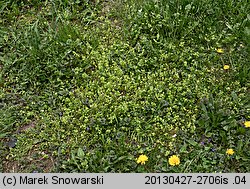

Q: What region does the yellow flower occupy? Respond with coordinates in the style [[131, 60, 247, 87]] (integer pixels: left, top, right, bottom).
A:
[[223, 65, 230, 70], [136, 154, 148, 165], [216, 48, 224, 54], [244, 121, 250, 128], [226, 149, 234, 155], [168, 155, 180, 166]]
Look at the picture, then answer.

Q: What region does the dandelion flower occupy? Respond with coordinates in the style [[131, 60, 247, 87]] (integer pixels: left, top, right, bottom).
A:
[[226, 149, 234, 155], [168, 155, 180, 166], [216, 48, 224, 54], [136, 154, 148, 165], [244, 121, 250, 128], [223, 65, 230, 70]]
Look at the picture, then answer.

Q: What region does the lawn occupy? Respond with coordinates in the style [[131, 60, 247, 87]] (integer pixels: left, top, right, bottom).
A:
[[0, 0, 249, 173]]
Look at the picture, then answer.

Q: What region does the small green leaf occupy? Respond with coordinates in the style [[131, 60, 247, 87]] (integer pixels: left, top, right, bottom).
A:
[[113, 156, 127, 164], [185, 4, 192, 12], [187, 139, 197, 146], [180, 144, 187, 153], [77, 148, 85, 159]]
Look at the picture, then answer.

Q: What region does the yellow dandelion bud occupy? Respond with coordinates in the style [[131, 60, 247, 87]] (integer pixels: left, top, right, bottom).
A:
[[168, 155, 180, 166], [223, 65, 230, 70], [217, 48, 224, 54], [226, 149, 234, 155], [244, 121, 250, 128], [136, 154, 148, 165]]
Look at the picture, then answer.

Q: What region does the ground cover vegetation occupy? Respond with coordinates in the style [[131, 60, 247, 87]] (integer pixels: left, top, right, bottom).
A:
[[0, 0, 249, 172]]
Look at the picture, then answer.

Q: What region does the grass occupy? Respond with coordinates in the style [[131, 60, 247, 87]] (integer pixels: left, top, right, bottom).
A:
[[0, 0, 249, 173]]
